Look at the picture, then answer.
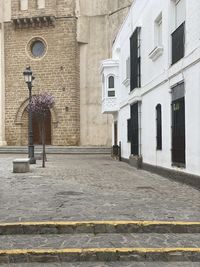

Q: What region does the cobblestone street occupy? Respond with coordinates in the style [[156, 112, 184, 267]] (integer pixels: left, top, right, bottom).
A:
[[0, 154, 199, 222], [0, 154, 200, 266], [0, 262, 200, 267]]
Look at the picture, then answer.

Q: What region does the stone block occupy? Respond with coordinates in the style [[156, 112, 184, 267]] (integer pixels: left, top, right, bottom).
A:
[[13, 158, 30, 173]]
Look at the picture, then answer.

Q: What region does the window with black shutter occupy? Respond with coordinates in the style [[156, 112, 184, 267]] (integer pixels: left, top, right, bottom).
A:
[[130, 27, 141, 91], [156, 104, 162, 150], [172, 22, 185, 64]]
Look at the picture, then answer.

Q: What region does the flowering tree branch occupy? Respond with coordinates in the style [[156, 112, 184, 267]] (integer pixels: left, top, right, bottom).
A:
[[29, 93, 55, 116], [28, 93, 55, 167]]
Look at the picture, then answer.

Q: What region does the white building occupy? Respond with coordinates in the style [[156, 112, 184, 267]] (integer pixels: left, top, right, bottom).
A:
[[101, 0, 200, 178]]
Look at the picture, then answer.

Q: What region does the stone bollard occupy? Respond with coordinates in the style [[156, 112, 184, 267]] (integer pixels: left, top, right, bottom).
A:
[[13, 158, 30, 173]]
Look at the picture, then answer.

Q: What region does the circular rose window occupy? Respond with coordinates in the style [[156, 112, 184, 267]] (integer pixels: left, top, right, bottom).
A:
[[31, 40, 45, 57], [27, 38, 47, 59]]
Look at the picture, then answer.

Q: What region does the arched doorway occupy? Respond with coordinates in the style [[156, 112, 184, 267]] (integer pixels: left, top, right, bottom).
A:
[[32, 109, 51, 145]]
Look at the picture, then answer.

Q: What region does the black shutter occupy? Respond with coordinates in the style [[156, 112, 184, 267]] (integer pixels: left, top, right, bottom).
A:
[[156, 104, 162, 150], [130, 27, 141, 91], [127, 119, 131, 142], [172, 22, 185, 65], [114, 121, 118, 146], [130, 103, 139, 155]]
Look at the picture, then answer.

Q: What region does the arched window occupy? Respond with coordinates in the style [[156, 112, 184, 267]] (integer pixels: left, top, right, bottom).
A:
[[156, 104, 162, 150], [108, 76, 114, 88], [107, 75, 115, 97]]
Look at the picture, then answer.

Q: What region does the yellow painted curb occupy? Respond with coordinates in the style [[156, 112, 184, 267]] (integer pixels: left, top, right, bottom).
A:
[[0, 220, 199, 226], [0, 247, 200, 255]]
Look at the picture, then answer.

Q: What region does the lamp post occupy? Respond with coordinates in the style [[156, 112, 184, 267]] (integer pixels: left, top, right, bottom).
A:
[[23, 66, 36, 164]]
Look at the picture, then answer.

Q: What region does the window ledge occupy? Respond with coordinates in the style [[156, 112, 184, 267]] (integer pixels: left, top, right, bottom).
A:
[[122, 78, 130, 87], [149, 46, 163, 61]]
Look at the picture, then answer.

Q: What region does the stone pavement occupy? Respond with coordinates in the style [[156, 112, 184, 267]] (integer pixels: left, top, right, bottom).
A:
[[1, 233, 200, 250], [0, 154, 200, 266], [0, 263, 200, 267], [0, 154, 199, 222]]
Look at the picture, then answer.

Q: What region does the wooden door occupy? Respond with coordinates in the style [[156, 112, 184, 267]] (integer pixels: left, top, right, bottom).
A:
[[172, 97, 185, 165], [33, 110, 51, 145], [130, 103, 139, 155]]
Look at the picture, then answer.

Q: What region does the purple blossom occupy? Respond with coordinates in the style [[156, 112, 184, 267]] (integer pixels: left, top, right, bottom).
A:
[[28, 93, 55, 116]]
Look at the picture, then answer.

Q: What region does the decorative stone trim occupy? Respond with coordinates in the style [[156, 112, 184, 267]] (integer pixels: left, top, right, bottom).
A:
[[12, 16, 56, 29], [149, 46, 163, 61]]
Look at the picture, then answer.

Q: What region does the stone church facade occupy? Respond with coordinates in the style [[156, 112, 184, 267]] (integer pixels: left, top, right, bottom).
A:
[[0, 0, 132, 146]]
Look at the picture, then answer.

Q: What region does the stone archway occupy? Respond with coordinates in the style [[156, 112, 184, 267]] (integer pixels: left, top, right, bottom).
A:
[[15, 98, 59, 145]]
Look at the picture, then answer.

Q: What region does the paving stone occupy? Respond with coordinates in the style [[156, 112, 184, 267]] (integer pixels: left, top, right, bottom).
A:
[[0, 154, 199, 265], [0, 233, 200, 250], [0, 154, 199, 223], [1, 262, 200, 266]]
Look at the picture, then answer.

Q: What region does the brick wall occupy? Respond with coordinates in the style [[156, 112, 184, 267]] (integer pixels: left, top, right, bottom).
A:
[[4, 15, 80, 145]]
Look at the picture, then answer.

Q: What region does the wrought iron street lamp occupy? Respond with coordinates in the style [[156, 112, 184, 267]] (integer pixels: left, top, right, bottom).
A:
[[23, 66, 36, 164]]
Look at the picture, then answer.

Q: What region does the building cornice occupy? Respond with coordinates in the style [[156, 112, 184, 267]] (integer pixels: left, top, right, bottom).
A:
[[12, 16, 56, 29]]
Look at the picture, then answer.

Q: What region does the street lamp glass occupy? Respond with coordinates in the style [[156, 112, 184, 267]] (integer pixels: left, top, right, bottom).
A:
[[23, 67, 33, 83]]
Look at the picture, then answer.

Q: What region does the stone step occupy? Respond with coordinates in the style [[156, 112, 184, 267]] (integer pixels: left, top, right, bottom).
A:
[[0, 146, 111, 154], [1, 263, 200, 267], [0, 221, 200, 235], [0, 246, 199, 263], [0, 233, 200, 250], [1, 262, 200, 267], [0, 222, 200, 263]]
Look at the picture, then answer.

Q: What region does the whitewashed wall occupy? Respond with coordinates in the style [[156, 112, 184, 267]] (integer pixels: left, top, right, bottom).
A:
[[118, 105, 130, 159], [184, 63, 200, 175], [106, 0, 200, 175]]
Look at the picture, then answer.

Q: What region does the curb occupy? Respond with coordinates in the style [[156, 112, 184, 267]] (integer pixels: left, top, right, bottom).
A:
[[0, 248, 199, 263], [0, 146, 111, 155], [0, 221, 200, 234]]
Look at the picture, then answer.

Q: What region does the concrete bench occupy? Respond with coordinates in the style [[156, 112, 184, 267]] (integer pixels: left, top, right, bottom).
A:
[[13, 158, 30, 173]]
